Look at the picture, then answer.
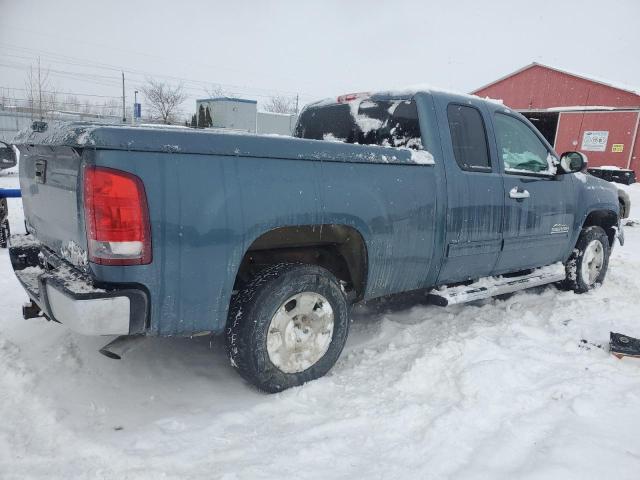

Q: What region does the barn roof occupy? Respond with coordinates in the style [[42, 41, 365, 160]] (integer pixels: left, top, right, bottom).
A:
[[472, 62, 640, 97]]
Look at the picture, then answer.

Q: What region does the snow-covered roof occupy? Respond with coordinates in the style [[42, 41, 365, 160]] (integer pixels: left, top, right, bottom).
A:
[[472, 62, 640, 97], [521, 105, 640, 113], [307, 85, 503, 109], [196, 97, 257, 104]]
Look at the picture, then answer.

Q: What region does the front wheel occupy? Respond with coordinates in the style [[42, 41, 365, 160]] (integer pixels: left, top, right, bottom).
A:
[[563, 226, 611, 293], [226, 263, 350, 393]]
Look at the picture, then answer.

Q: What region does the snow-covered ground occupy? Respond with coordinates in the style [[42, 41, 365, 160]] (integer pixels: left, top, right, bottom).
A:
[[2, 167, 640, 479]]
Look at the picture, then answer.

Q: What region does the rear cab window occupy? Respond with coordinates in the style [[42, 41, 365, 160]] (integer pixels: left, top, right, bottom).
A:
[[446, 104, 491, 172], [294, 97, 426, 153], [294, 103, 357, 143]]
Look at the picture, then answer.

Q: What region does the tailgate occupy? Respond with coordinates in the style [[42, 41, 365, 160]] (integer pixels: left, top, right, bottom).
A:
[[19, 145, 88, 267]]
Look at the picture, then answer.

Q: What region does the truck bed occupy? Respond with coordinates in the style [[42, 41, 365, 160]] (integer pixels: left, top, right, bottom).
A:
[[14, 122, 440, 335]]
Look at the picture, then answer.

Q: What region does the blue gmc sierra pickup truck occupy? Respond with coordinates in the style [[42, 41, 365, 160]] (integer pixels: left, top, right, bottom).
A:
[[5, 88, 628, 392]]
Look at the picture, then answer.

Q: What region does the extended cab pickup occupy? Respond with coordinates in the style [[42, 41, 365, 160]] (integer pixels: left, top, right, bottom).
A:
[[7, 89, 626, 392]]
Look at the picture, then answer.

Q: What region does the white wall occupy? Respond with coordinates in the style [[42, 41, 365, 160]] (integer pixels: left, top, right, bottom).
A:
[[196, 98, 297, 135], [257, 111, 297, 135]]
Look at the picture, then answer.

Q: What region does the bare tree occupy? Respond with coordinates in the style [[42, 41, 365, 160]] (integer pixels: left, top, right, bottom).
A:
[[82, 99, 93, 114], [65, 95, 80, 111], [24, 58, 52, 120], [205, 84, 230, 99], [142, 79, 187, 124], [44, 89, 59, 115], [102, 98, 120, 117], [263, 95, 297, 114]]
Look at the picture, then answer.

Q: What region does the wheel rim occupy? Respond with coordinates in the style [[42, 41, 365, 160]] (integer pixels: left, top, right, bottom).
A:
[[581, 239, 605, 286], [266, 292, 334, 374]]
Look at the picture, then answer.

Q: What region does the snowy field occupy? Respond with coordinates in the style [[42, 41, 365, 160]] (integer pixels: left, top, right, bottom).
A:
[[1, 166, 640, 479]]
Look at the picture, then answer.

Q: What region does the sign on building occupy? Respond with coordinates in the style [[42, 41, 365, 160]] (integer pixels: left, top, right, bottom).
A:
[[581, 131, 609, 152], [611, 144, 624, 153]]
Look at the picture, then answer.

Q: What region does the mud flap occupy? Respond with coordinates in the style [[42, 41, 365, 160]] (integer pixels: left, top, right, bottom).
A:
[[610, 332, 640, 359]]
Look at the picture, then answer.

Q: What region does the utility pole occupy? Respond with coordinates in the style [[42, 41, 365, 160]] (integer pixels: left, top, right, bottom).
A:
[[38, 57, 43, 121], [132, 90, 138, 125], [295, 94, 299, 115], [121, 71, 126, 123]]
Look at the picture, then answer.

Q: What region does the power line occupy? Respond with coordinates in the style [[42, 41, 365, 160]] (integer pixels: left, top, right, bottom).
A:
[[0, 24, 273, 81], [0, 60, 123, 88], [0, 23, 321, 96], [0, 85, 123, 99], [1, 99, 124, 110], [0, 59, 318, 106], [0, 57, 318, 107], [0, 43, 315, 100]]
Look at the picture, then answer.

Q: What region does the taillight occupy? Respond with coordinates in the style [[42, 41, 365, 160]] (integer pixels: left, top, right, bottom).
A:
[[83, 166, 151, 265]]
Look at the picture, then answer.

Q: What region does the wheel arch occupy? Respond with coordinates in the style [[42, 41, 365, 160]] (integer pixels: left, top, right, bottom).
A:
[[618, 188, 631, 219], [582, 208, 618, 246], [233, 224, 369, 303]]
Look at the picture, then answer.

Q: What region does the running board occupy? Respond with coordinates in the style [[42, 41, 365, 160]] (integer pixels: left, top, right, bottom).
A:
[[427, 263, 566, 307]]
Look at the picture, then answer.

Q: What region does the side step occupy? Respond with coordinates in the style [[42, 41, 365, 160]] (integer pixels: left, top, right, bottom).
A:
[[427, 263, 566, 307]]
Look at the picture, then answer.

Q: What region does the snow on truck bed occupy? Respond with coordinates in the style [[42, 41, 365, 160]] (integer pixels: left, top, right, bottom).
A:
[[2, 166, 640, 479]]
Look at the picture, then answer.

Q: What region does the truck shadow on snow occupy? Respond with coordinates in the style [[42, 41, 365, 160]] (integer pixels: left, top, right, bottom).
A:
[[25, 282, 568, 432], [107, 284, 554, 377]]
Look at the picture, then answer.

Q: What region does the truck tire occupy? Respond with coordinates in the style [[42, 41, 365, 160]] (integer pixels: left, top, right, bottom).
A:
[[226, 263, 350, 393], [0, 219, 9, 248], [563, 226, 611, 293]]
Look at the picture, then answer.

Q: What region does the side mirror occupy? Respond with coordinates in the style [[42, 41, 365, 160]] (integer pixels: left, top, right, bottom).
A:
[[559, 151, 587, 174], [0, 142, 16, 169]]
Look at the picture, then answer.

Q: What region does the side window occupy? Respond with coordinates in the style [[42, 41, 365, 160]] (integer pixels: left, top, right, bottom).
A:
[[446, 104, 491, 171], [494, 113, 554, 174]]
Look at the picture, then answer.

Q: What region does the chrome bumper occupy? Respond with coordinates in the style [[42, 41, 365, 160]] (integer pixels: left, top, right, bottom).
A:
[[9, 234, 147, 336], [44, 284, 131, 335]]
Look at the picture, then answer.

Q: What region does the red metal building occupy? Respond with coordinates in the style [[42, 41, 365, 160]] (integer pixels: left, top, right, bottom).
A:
[[472, 63, 640, 173]]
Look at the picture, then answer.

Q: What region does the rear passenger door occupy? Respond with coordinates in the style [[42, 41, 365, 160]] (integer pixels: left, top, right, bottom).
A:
[[435, 101, 505, 284], [491, 112, 575, 273]]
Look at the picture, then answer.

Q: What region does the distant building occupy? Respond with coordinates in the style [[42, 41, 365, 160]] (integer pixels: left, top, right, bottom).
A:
[[256, 111, 298, 135], [472, 63, 640, 173], [196, 97, 297, 136]]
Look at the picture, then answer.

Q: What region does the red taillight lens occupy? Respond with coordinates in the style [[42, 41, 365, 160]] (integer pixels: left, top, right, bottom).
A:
[[336, 92, 370, 103], [83, 166, 151, 265]]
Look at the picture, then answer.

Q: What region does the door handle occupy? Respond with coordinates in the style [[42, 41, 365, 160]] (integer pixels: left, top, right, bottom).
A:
[[509, 187, 530, 200], [35, 159, 46, 184]]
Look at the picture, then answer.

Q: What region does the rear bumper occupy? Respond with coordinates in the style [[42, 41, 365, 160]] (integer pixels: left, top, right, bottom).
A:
[[9, 234, 148, 336]]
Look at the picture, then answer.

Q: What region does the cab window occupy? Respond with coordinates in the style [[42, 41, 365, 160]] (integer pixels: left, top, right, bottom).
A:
[[494, 113, 554, 174], [446, 104, 491, 172], [295, 99, 422, 150]]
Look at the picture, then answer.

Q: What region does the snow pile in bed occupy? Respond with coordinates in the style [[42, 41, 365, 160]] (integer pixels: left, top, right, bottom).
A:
[[1, 168, 640, 478]]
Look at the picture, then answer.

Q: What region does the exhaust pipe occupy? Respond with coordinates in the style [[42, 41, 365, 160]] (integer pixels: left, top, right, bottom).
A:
[[99, 335, 145, 360]]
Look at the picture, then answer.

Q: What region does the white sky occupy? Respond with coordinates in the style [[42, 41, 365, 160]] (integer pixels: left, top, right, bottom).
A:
[[1, 0, 638, 116]]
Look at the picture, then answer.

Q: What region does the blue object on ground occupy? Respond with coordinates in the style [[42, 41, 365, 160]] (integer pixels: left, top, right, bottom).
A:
[[0, 189, 21, 198]]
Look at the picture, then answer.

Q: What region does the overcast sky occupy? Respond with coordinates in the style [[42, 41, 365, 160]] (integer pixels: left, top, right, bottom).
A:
[[1, 0, 638, 116]]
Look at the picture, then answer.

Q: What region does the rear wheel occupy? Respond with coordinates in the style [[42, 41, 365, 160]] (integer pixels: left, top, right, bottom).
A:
[[563, 226, 611, 293], [0, 218, 9, 248], [226, 263, 350, 393]]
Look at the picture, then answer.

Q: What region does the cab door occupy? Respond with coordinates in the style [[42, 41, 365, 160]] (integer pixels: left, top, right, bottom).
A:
[[490, 112, 576, 273], [435, 100, 505, 285]]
